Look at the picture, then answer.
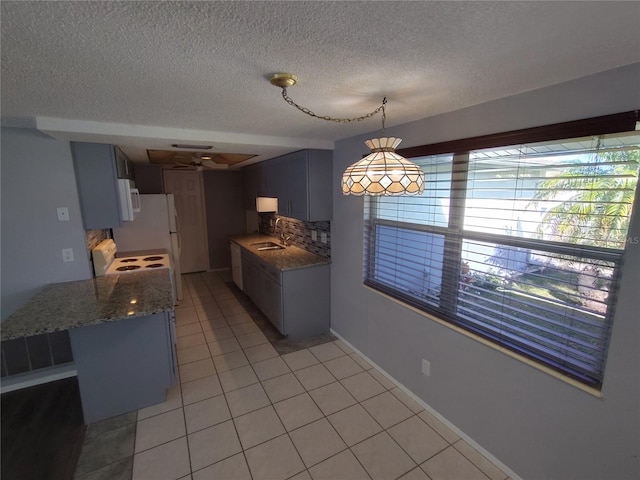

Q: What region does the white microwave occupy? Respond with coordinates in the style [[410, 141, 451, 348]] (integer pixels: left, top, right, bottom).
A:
[[117, 179, 141, 221]]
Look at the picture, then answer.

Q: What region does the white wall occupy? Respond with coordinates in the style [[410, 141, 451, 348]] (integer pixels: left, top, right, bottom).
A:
[[331, 63, 640, 480], [1, 127, 92, 321]]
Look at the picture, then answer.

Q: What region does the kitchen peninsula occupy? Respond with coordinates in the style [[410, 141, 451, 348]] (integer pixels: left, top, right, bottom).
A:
[[1, 269, 176, 424]]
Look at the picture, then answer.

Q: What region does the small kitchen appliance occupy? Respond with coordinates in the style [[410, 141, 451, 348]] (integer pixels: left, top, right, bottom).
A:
[[117, 178, 141, 222], [92, 239, 172, 276]]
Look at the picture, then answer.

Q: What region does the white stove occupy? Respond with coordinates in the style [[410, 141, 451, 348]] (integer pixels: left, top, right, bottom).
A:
[[92, 239, 171, 276]]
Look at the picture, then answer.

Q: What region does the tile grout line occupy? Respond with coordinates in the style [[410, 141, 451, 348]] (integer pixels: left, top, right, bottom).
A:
[[128, 272, 505, 480], [212, 276, 275, 480], [206, 272, 499, 479], [187, 276, 263, 477], [188, 274, 305, 477], [178, 322, 429, 476], [178, 371, 192, 480], [266, 353, 329, 479]]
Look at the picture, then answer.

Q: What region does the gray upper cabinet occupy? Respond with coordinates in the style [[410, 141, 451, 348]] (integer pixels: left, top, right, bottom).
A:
[[114, 146, 133, 179], [72, 142, 125, 229], [242, 163, 261, 210], [242, 149, 332, 221], [276, 151, 308, 220], [261, 161, 279, 198]]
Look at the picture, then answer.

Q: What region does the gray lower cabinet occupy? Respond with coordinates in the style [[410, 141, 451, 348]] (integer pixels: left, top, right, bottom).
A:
[[69, 312, 176, 424], [241, 252, 260, 305], [280, 264, 330, 340], [241, 249, 329, 340], [261, 271, 284, 334], [242, 251, 279, 328]]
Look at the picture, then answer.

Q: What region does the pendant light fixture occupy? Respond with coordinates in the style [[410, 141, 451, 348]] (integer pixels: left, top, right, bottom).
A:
[[270, 73, 425, 196]]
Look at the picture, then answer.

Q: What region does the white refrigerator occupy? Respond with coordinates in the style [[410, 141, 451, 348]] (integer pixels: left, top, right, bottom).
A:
[[112, 194, 183, 300]]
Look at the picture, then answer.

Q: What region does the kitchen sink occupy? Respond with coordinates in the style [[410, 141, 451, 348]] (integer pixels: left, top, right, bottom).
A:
[[250, 241, 285, 251]]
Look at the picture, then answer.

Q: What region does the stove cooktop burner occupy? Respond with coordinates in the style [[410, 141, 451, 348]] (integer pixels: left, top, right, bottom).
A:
[[143, 256, 164, 262], [116, 265, 141, 271], [120, 258, 139, 263], [145, 264, 164, 268]]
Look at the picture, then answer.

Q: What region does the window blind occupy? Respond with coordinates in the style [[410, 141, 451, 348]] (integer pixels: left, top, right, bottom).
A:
[[364, 130, 639, 388]]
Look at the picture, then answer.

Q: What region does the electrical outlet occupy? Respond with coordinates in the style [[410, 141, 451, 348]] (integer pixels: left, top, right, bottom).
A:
[[421, 359, 431, 376], [311, 230, 318, 241], [62, 248, 74, 262], [320, 232, 327, 244], [57, 207, 70, 221]]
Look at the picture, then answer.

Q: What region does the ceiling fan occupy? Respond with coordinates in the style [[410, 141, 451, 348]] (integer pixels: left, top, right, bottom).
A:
[[147, 149, 255, 169], [172, 154, 229, 171]]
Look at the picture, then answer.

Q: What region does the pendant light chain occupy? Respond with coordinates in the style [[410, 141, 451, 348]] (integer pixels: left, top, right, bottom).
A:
[[281, 87, 386, 124], [381, 97, 387, 134], [269, 72, 424, 196]]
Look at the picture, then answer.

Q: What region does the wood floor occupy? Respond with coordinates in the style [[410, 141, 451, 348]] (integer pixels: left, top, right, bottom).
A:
[[1, 377, 86, 480]]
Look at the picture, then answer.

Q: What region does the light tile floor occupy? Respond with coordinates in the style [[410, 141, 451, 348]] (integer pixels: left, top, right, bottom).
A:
[[75, 272, 511, 480]]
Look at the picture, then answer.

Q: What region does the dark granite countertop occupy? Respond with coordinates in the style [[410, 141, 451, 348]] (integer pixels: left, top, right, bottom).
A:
[[230, 234, 331, 271], [1, 269, 174, 341]]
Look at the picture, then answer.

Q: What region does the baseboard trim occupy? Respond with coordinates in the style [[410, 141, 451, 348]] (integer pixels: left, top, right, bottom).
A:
[[330, 328, 522, 480]]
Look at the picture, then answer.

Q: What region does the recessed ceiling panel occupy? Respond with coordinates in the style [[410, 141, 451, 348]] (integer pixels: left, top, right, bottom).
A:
[[147, 150, 255, 167]]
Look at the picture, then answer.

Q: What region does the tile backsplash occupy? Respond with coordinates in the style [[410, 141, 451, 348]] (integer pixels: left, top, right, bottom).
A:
[[86, 229, 109, 252], [259, 214, 331, 258], [86, 229, 110, 277]]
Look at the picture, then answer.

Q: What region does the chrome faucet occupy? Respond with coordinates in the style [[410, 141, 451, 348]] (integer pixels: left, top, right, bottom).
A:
[[274, 217, 283, 244], [274, 217, 290, 246]]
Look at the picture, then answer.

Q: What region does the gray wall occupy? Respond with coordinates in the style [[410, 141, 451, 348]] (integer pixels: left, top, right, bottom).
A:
[[331, 63, 640, 480], [202, 170, 246, 270], [1, 127, 92, 321], [133, 163, 165, 194]]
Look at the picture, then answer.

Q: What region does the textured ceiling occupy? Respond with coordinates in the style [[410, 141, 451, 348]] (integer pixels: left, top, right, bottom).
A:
[[2, 1, 639, 165]]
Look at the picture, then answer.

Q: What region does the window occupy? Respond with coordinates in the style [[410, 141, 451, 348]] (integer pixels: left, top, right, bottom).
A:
[[364, 114, 639, 388]]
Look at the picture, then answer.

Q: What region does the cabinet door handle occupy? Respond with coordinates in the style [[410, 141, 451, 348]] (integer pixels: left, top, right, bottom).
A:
[[131, 188, 141, 213]]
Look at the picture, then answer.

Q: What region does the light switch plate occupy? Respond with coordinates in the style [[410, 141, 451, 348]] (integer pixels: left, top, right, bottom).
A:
[[421, 359, 431, 376], [312, 230, 318, 241], [320, 232, 327, 244], [57, 207, 70, 221]]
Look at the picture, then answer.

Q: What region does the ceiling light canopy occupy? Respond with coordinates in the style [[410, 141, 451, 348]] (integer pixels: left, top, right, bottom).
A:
[[270, 73, 425, 196]]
